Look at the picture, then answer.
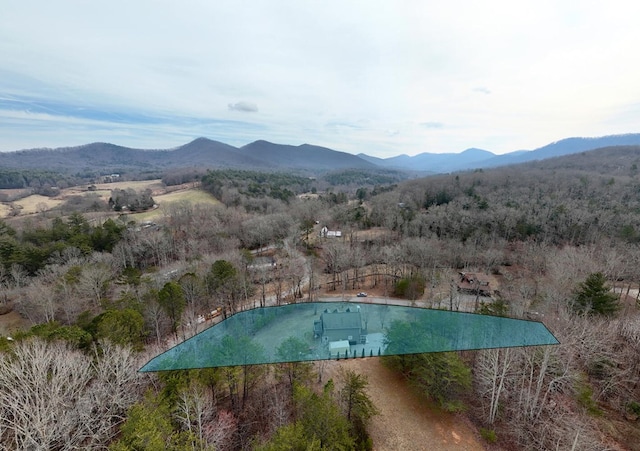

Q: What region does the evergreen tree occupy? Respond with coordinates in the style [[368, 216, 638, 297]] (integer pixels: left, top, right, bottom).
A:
[[110, 392, 195, 451], [340, 370, 378, 423], [383, 351, 471, 412], [276, 337, 314, 392], [158, 282, 186, 334], [297, 382, 355, 450], [572, 272, 620, 316], [94, 308, 146, 349], [340, 370, 378, 448]]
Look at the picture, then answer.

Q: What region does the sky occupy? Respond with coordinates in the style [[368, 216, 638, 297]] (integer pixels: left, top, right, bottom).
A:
[[1, 1, 640, 158]]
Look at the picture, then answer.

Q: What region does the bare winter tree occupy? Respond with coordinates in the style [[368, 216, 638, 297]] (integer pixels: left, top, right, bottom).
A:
[[79, 340, 143, 444], [76, 263, 114, 307], [0, 338, 142, 449], [175, 382, 213, 448], [141, 229, 174, 268], [0, 339, 93, 449], [284, 247, 306, 301], [323, 239, 350, 292], [17, 279, 56, 323], [143, 294, 168, 345], [9, 263, 28, 288], [474, 347, 514, 424], [203, 410, 238, 451]]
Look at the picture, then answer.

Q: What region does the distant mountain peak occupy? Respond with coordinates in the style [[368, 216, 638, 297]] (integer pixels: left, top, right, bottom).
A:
[[190, 137, 214, 143], [460, 147, 491, 154], [2, 132, 640, 175], [244, 139, 275, 147]]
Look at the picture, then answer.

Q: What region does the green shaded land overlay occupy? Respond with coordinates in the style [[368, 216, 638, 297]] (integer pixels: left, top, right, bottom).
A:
[[140, 302, 559, 372]]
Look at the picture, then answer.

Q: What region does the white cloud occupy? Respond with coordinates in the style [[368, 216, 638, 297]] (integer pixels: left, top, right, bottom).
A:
[[228, 102, 258, 113], [473, 87, 491, 95]]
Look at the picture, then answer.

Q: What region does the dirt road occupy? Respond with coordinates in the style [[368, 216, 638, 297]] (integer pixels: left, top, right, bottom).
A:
[[326, 358, 486, 451]]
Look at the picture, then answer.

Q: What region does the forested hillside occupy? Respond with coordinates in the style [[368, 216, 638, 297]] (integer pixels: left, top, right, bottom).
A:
[[3, 134, 639, 189], [0, 145, 639, 450]]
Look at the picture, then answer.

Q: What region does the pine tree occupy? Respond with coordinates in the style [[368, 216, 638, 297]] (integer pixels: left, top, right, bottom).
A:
[[572, 272, 620, 316]]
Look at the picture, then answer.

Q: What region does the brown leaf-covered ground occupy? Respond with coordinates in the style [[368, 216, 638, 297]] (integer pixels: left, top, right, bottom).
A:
[[325, 357, 486, 451]]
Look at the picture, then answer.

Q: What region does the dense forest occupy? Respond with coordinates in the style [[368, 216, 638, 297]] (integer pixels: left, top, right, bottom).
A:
[[0, 146, 639, 450]]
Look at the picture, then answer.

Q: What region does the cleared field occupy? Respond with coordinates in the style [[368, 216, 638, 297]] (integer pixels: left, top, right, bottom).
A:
[[154, 189, 217, 204], [0, 204, 11, 217], [125, 189, 219, 222], [60, 180, 167, 202], [11, 194, 65, 215], [90, 179, 166, 193], [0, 180, 217, 220]]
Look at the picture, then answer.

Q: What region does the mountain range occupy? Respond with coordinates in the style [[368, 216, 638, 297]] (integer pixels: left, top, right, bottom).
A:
[[1, 133, 640, 175], [359, 134, 640, 172]]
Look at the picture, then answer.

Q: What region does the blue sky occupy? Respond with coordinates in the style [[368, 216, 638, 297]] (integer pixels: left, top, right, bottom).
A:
[[1, 1, 639, 157]]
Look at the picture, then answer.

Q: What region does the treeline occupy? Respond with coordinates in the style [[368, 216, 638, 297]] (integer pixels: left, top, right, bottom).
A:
[[0, 168, 83, 191], [0, 167, 167, 191], [161, 167, 210, 186], [200, 168, 405, 211], [322, 168, 407, 187], [201, 169, 314, 203], [0, 214, 126, 274]]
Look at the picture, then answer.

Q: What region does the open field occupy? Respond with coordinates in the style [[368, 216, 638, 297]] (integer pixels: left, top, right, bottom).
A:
[[0, 180, 218, 220], [59, 179, 168, 204], [9, 194, 65, 215], [122, 188, 220, 222], [153, 189, 216, 204], [0, 203, 11, 217], [91, 180, 167, 192]]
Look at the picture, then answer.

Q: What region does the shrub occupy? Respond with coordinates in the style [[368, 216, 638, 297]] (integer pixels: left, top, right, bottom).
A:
[[480, 428, 497, 443], [626, 401, 640, 417], [393, 275, 425, 300]]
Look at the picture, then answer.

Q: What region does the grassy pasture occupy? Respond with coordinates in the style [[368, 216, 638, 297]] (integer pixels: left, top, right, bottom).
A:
[[154, 189, 219, 205], [125, 189, 219, 222], [109, 188, 220, 222], [90, 180, 166, 193], [62, 180, 167, 203], [0, 203, 11, 217], [11, 194, 65, 215], [1, 180, 163, 219], [0, 180, 217, 220]]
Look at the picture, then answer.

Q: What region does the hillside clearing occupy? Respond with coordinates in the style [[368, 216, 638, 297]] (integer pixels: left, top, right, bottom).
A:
[[327, 358, 486, 451], [124, 188, 219, 222]]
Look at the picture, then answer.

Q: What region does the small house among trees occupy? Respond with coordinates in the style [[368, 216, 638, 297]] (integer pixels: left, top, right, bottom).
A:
[[108, 188, 155, 212], [315, 308, 364, 344], [457, 272, 492, 296], [320, 226, 342, 238], [102, 173, 120, 183], [247, 256, 277, 271]]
